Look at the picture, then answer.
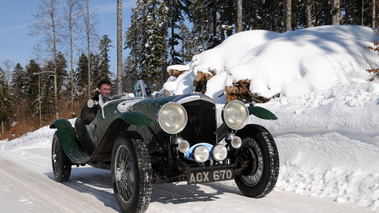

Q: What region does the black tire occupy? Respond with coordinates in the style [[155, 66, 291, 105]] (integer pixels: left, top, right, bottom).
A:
[[234, 124, 279, 198], [52, 131, 72, 182], [111, 132, 152, 213]]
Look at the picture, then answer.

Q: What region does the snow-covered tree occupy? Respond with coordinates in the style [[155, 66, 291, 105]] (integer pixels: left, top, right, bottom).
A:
[[125, 0, 168, 82]]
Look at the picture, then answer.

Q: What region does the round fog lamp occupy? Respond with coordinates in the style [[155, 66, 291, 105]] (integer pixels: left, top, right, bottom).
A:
[[231, 136, 242, 149], [193, 146, 210, 163], [212, 144, 228, 161], [178, 140, 190, 153]]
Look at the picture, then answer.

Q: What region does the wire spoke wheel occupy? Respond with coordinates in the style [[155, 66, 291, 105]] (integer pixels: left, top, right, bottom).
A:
[[115, 144, 135, 203], [235, 125, 279, 198], [240, 139, 264, 186], [111, 132, 152, 213]]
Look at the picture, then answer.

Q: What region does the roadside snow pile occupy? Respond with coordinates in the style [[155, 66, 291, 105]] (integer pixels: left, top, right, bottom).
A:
[[165, 25, 378, 102], [0, 125, 55, 151], [252, 82, 379, 210]]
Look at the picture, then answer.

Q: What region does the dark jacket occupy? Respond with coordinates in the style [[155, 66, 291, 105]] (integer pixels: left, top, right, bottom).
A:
[[80, 91, 100, 125]]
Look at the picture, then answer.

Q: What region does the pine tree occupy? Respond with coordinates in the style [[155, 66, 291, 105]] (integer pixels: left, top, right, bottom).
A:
[[74, 53, 89, 99], [123, 57, 138, 92], [166, 0, 187, 65], [11, 63, 25, 99], [178, 21, 195, 63], [98, 35, 113, 80], [24, 60, 41, 116], [10, 63, 26, 123], [40, 61, 56, 123], [0, 68, 13, 133], [91, 53, 102, 87]]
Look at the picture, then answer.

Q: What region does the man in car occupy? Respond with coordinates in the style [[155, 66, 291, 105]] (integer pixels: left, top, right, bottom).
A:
[[80, 78, 112, 125]]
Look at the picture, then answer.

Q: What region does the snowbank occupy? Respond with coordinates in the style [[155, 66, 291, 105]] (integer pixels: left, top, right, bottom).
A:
[[166, 25, 378, 101]]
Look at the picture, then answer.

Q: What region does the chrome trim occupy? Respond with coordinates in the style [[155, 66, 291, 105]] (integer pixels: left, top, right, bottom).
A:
[[173, 94, 215, 105]]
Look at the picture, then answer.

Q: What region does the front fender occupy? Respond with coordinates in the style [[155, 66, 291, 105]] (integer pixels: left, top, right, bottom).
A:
[[50, 119, 90, 164], [89, 111, 153, 161], [248, 105, 278, 120]]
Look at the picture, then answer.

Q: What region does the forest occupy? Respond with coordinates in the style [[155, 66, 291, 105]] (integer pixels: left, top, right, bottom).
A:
[[0, 0, 378, 139]]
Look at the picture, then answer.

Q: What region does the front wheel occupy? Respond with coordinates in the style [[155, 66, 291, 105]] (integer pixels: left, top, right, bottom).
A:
[[111, 132, 152, 213], [52, 131, 72, 182], [234, 125, 279, 198]]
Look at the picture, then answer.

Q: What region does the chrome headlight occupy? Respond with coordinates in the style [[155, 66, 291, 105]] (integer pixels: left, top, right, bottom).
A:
[[222, 100, 249, 130], [193, 145, 210, 163], [212, 144, 228, 161], [158, 102, 188, 134]]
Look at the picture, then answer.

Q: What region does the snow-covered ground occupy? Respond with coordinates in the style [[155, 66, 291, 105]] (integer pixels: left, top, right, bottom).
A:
[[1, 25, 379, 212]]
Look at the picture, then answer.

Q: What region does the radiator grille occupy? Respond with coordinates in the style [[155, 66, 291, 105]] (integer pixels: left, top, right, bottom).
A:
[[180, 100, 217, 145]]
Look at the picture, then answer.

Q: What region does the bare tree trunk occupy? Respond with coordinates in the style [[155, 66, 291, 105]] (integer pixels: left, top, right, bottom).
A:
[[70, 7, 74, 113], [117, 0, 122, 95], [362, 0, 365, 26], [85, 0, 91, 98], [305, 0, 311, 27], [50, 0, 59, 119], [332, 0, 341, 25], [285, 0, 291, 31], [373, 0, 376, 27], [236, 0, 243, 33], [66, 0, 75, 113]]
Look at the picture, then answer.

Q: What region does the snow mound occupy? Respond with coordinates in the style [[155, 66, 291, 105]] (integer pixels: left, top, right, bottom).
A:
[[167, 25, 378, 102]]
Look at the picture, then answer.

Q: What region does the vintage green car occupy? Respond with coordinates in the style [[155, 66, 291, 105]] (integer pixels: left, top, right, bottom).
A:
[[50, 80, 279, 213]]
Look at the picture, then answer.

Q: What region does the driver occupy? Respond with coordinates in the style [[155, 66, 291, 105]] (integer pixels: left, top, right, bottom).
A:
[[80, 78, 112, 125]]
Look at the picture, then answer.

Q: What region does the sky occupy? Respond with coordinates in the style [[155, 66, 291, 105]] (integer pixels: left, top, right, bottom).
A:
[[0, 0, 136, 75]]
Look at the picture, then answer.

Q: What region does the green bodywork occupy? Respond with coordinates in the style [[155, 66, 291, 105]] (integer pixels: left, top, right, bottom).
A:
[[50, 94, 277, 165], [50, 96, 175, 164]]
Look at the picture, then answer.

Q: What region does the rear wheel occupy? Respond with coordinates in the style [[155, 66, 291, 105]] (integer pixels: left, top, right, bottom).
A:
[[52, 131, 72, 182], [111, 132, 152, 213], [234, 125, 279, 198]]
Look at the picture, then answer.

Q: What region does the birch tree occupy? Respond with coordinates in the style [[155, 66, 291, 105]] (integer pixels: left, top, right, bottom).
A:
[[62, 0, 82, 111], [29, 0, 60, 119], [80, 0, 98, 98]]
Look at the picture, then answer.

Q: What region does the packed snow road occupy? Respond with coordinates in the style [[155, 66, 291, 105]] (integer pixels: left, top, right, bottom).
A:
[[0, 143, 373, 213]]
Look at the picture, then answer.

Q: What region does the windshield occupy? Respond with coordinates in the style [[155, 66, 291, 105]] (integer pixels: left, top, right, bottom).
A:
[[133, 80, 151, 97]]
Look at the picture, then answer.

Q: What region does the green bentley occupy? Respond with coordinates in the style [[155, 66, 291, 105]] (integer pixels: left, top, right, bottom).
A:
[[50, 80, 279, 213]]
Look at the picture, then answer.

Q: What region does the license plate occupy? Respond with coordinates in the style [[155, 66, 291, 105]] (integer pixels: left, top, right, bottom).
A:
[[187, 169, 234, 184]]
